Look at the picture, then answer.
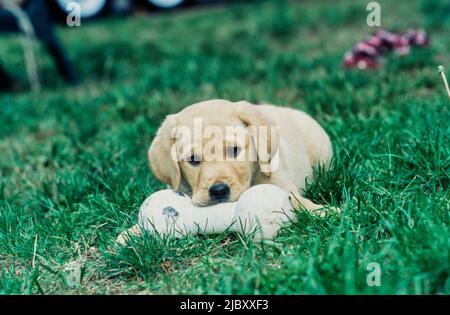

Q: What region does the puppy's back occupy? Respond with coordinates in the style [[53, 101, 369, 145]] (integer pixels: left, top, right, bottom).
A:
[[258, 104, 333, 168]]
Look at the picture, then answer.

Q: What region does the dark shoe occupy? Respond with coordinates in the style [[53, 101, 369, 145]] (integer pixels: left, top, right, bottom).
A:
[[0, 80, 28, 93]]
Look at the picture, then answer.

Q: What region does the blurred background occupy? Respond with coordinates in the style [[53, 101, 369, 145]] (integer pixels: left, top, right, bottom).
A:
[[0, 0, 449, 93], [0, 0, 237, 91], [47, 0, 225, 19], [0, 0, 448, 93]]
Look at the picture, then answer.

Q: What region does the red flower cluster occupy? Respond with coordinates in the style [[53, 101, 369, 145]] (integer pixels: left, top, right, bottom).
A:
[[344, 29, 429, 69]]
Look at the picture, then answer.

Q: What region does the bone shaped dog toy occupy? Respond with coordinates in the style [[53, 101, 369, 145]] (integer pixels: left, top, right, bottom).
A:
[[137, 184, 294, 241]]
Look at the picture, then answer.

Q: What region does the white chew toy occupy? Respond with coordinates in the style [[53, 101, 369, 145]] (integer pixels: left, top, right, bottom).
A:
[[138, 184, 294, 240]]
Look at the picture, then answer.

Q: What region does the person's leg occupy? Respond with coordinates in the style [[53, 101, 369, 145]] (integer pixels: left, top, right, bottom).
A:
[[0, 64, 14, 90], [43, 40, 80, 85], [0, 10, 20, 91], [0, 10, 21, 33], [24, 0, 80, 85], [0, 2, 80, 86]]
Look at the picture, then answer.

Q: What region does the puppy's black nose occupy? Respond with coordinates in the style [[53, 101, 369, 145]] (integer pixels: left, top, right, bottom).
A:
[[209, 183, 230, 201]]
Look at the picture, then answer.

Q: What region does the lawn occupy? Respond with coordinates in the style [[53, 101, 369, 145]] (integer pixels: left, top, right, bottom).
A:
[[0, 0, 449, 294]]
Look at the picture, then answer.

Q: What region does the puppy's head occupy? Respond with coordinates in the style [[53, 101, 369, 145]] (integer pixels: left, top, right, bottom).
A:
[[148, 100, 279, 206]]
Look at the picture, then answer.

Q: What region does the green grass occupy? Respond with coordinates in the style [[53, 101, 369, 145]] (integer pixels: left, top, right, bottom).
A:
[[1, 0, 449, 294]]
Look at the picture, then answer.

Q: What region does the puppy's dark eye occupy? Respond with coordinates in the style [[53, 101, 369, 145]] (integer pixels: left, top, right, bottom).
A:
[[188, 154, 201, 166], [227, 146, 241, 158]]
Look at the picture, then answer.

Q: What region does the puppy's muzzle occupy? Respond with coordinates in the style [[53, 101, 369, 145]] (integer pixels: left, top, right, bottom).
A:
[[208, 183, 230, 202]]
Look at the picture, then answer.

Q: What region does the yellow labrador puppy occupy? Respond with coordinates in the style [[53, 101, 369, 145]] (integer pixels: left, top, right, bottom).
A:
[[118, 99, 333, 243]]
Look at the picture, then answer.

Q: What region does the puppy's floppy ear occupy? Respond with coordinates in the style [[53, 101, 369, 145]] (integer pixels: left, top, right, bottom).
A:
[[148, 114, 181, 190], [235, 101, 279, 178]]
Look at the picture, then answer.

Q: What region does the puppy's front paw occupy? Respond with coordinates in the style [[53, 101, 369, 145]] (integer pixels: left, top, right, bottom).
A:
[[116, 231, 130, 245], [310, 205, 341, 218], [115, 224, 142, 246]]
